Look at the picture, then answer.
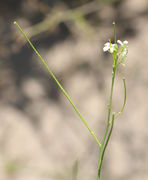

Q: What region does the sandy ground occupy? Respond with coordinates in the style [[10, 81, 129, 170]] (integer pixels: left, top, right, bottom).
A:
[[0, 0, 148, 179]]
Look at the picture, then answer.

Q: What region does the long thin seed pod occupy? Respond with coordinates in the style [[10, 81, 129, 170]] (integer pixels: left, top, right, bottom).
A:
[[115, 78, 126, 119], [14, 21, 101, 148]]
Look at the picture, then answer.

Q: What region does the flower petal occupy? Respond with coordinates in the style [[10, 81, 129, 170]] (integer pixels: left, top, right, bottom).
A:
[[117, 40, 123, 45], [123, 40, 128, 45], [104, 42, 110, 46], [103, 46, 109, 51]]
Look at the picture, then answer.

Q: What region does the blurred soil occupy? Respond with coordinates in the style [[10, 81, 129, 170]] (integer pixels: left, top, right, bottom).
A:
[[0, 0, 148, 180]]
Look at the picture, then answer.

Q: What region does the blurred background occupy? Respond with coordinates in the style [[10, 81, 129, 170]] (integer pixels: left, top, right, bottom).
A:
[[0, 0, 148, 179]]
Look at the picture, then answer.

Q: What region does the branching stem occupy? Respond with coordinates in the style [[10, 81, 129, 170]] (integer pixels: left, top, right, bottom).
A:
[[14, 21, 127, 180], [97, 22, 117, 179]]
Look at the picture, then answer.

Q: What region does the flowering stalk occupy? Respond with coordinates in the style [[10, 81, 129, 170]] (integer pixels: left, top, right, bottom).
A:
[[14, 21, 128, 180], [97, 22, 127, 180]]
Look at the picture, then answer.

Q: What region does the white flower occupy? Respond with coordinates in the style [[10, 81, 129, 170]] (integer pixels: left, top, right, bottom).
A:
[[117, 40, 128, 63], [103, 42, 116, 53], [103, 39, 128, 65], [117, 40, 128, 46]]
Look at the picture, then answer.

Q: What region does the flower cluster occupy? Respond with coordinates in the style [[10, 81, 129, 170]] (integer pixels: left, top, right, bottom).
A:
[[103, 42, 116, 53], [103, 40, 128, 65]]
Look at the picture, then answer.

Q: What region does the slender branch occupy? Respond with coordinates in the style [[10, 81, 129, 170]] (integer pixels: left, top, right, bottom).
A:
[[14, 21, 101, 148], [115, 78, 127, 119]]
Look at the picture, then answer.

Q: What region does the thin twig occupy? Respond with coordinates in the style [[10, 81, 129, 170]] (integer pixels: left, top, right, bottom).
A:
[[14, 21, 101, 148]]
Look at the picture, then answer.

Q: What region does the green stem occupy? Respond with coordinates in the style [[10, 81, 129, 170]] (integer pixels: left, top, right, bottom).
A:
[[97, 22, 117, 179], [98, 114, 115, 179], [101, 21, 117, 147], [14, 21, 101, 148]]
